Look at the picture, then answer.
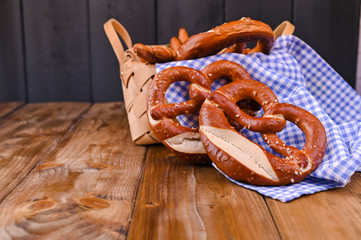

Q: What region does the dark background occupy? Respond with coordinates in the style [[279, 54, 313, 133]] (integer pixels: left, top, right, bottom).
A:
[[1, 0, 360, 102]]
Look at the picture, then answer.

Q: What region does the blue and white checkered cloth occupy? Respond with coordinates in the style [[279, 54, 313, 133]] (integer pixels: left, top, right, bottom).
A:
[[156, 35, 361, 202]]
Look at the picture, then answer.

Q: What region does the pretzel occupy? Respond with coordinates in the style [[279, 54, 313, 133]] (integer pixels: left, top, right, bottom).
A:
[[147, 66, 212, 164], [148, 60, 265, 163], [133, 43, 175, 64], [133, 27, 189, 64], [134, 17, 275, 63], [199, 79, 327, 185], [201, 60, 261, 129], [172, 28, 245, 55], [170, 27, 189, 51], [218, 43, 246, 55], [176, 17, 275, 60]]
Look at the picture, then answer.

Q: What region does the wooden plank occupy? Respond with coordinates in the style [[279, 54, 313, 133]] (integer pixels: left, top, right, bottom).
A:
[[0, 102, 147, 239], [0, 0, 26, 101], [225, 0, 293, 29], [89, 0, 156, 102], [0, 102, 24, 119], [22, 0, 91, 102], [128, 146, 280, 240], [294, 0, 360, 88], [0, 102, 90, 203], [266, 172, 361, 239], [157, 0, 224, 44]]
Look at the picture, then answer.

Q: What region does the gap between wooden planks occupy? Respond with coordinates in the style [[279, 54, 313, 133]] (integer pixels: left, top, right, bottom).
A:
[[0, 102, 360, 240], [128, 146, 280, 240], [128, 147, 361, 240], [0, 102, 24, 119], [266, 172, 361, 240], [0, 102, 91, 203], [127, 129, 361, 238]]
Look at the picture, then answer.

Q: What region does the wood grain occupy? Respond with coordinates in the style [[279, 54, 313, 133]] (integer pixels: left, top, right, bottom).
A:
[[0, 102, 24, 119], [0, 102, 360, 239], [0, 102, 147, 239], [266, 172, 361, 240], [0, 102, 90, 203], [128, 145, 280, 240]]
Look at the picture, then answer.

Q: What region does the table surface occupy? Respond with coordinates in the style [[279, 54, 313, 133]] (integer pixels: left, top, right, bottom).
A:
[[0, 102, 359, 240]]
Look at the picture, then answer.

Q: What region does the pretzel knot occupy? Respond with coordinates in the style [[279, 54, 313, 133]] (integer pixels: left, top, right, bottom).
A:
[[134, 17, 275, 64], [147, 60, 327, 184], [147, 66, 212, 164], [199, 80, 327, 186], [147, 60, 264, 164]]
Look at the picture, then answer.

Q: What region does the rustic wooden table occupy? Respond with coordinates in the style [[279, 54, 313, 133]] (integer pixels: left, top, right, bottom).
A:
[[0, 102, 359, 240]]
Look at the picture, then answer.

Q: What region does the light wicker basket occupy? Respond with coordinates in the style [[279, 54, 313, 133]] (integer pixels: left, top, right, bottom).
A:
[[104, 18, 294, 145]]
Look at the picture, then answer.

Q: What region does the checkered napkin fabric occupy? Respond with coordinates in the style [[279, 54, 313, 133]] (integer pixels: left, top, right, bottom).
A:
[[156, 35, 361, 202]]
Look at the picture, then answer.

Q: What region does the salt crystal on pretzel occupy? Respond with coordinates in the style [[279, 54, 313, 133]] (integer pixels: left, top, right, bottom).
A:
[[199, 76, 327, 186], [134, 17, 275, 63]]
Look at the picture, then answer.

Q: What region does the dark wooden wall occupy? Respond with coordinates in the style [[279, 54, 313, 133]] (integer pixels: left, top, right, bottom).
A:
[[0, 0, 360, 102]]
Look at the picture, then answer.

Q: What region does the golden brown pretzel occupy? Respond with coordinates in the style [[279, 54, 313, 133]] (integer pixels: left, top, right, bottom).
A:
[[178, 27, 189, 43], [133, 43, 175, 64], [147, 66, 212, 164], [134, 27, 189, 64], [204, 80, 286, 133], [170, 27, 189, 52], [201, 59, 252, 81], [134, 18, 275, 63], [176, 17, 275, 60], [201, 60, 261, 129], [199, 79, 327, 185], [218, 43, 246, 54], [148, 60, 270, 164], [261, 103, 326, 176]]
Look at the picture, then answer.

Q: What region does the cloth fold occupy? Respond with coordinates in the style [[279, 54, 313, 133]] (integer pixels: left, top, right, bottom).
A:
[[156, 35, 361, 202]]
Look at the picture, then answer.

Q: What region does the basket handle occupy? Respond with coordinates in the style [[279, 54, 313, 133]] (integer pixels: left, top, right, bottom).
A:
[[274, 21, 295, 38], [104, 19, 133, 65]]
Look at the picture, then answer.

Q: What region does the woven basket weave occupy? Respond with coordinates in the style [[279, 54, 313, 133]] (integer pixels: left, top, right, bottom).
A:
[[104, 19, 294, 145]]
